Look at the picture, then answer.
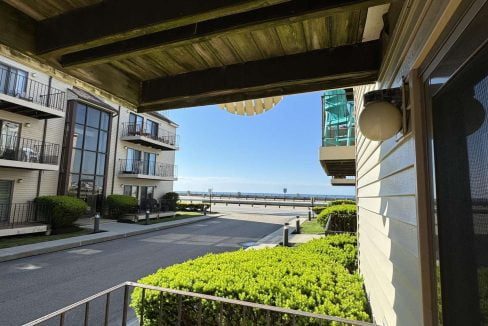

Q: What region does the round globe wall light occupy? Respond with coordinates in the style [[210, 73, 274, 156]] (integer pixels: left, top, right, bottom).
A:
[[358, 88, 403, 141]]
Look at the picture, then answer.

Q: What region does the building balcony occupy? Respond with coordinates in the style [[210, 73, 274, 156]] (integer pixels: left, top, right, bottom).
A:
[[0, 134, 60, 170], [0, 202, 49, 237], [0, 67, 66, 119], [118, 159, 177, 181], [319, 145, 355, 178], [121, 122, 178, 150]]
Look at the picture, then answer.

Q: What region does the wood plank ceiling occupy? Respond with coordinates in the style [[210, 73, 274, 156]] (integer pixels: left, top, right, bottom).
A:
[[0, 0, 389, 112]]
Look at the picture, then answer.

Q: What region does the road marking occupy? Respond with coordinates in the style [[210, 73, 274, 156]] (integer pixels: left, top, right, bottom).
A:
[[15, 263, 42, 270], [67, 249, 102, 255], [207, 221, 221, 224]]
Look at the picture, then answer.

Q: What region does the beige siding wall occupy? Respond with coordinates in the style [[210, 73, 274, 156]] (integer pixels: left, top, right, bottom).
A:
[[354, 84, 422, 326]]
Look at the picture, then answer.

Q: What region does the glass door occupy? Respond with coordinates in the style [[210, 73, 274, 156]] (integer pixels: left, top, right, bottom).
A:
[[0, 180, 12, 223], [0, 120, 20, 160], [144, 152, 156, 175], [430, 42, 488, 325]]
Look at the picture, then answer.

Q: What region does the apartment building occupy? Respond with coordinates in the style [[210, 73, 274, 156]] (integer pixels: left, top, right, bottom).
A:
[[0, 55, 178, 230]]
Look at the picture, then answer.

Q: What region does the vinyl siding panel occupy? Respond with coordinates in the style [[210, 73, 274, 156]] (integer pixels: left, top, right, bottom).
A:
[[354, 84, 422, 326]]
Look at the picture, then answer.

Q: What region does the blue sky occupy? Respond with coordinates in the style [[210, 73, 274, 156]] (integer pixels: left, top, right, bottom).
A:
[[162, 91, 354, 196]]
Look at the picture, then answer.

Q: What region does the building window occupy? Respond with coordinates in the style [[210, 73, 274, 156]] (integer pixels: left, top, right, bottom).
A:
[[0, 63, 28, 97], [145, 119, 158, 138], [144, 152, 156, 175], [123, 185, 139, 199], [125, 148, 141, 173], [140, 186, 155, 201], [68, 102, 110, 199], [129, 113, 144, 134]]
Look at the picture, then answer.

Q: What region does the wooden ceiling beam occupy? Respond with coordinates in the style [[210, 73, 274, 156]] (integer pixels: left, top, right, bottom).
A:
[[60, 0, 388, 68], [138, 40, 382, 111], [36, 0, 290, 56]]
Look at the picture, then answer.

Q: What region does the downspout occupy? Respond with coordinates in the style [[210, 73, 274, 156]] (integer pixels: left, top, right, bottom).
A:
[[36, 76, 52, 197], [111, 106, 121, 194]]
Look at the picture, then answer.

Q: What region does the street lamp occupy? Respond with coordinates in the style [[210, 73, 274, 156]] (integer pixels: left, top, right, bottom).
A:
[[208, 188, 213, 213], [283, 187, 287, 201]]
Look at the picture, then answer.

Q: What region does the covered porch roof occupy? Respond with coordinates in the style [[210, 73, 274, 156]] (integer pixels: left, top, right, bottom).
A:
[[0, 0, 393, 112]]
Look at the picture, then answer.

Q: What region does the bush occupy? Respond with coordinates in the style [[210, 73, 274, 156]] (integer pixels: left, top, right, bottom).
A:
[[312, 206, 327, 214], [131, 235, 369, 325], [297, 235, 358, 272], [317, 204, 357, 232], [161, 192, 179, 211], [176, 202, 209, 212], [35, 195, 87, 229], [106, 194, 138, 219], [329, 199, 356, 206]]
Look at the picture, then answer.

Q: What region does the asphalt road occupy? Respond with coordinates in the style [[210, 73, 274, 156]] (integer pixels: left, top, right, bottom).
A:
[[0, 205, 306, 325]]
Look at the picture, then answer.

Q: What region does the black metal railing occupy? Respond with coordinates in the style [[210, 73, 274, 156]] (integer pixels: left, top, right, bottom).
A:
[[121, 122, 179, 147], [24, 281, 377, 326], [0, 134, 60, 165], [0, 66, 66, 112], [0, 202, 49, 228], [119, 159, 177, 178]]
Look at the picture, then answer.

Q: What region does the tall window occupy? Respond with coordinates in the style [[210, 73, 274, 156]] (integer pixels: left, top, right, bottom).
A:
[[145, 119, 158, 138], [144, 152, 156, 175], [0, 63, 27, 97], [125, 148, 141, 173], [129, 113, 144, 134], [141, 186, 155, 201], [123, 185, 139, 199], [69, 103, 110, 198]]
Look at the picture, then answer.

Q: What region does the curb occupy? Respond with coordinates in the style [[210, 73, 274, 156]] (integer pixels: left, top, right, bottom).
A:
[[0, 215, 219, 263]]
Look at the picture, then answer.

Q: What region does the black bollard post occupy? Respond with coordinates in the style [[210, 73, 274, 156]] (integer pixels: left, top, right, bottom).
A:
[[145, 210, 150, 225], [296, 216, 300, 234], [308, 211, 311, 221], [283, 223, 289, 247], [93, 213, 100, 233]]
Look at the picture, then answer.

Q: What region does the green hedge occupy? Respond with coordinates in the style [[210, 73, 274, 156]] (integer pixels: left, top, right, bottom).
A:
[[35, 195, 87, 229], [176, 202, 209, 212], [329, 200, 356, 206], [106, 194, 138, 219], [296, 234, 357, 272], [161, 192, 179, 211], [131, 235, 369, 325], [312, 206, 327, 214], [317, 204, 357, 232]]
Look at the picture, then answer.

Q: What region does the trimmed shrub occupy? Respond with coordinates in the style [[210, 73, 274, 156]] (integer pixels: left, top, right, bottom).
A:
[[35, 195, 87, 229], [106, 194, 138, 219], [317, 204, 357, 232], [329, 199, 356, 206], [176, 202, 209, 212], [161, 192, 179, 211], [312, 206, 327, 214], [131, 235, 369, 325], [297, 234, 358, 272]]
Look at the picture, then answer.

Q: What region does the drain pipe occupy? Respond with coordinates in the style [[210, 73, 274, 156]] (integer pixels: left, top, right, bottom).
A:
[[36, 76, 52, 197], [111, 106, 121, 194]]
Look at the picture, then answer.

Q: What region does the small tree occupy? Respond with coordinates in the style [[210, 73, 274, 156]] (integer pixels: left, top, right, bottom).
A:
[[161, 192, 179, 211]]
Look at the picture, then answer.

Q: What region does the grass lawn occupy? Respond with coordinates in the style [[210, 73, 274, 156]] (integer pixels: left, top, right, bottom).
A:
[[300, 220, 324, 234], [136, 211, 204, 225], [0, 227, 92, 249]]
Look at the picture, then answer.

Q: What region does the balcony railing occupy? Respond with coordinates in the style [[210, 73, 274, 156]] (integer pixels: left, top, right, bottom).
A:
[[0, 67, 66, 112], [0, 134, 60, 165], [119, 159, 177, 178], [121, 122, 179, 147], [24, 281, 376, 326], [0, 202, 49, 228]]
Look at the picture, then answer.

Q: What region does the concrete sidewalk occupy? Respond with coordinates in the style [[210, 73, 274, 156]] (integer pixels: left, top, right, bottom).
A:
[[249, 217, 324, 249], [0, 215, 219, 263]]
